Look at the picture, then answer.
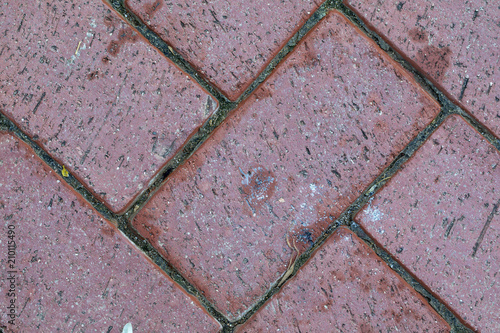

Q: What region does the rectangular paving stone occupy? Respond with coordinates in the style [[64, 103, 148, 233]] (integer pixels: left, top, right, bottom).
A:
[[345, 0, 500, 138], [355, 115, 500, 331], [237, 227, 450, 332], [125, 0, 324, 100], [0, 0, 217, 213], [132, 11, 440, 320], [0, 132, 220, 332]]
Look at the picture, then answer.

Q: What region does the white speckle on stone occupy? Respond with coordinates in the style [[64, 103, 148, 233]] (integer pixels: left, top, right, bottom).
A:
[[365, 203, 383, 222], [309, 183, 317, 196]]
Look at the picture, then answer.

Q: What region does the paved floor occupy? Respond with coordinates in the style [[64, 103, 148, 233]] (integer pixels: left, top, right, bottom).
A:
[[0, 0, 498, 332]]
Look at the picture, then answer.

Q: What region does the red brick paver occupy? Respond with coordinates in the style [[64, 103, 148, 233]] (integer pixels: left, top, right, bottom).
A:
[[2, 0, 499, 330], [0, 0, 217, 213], [132, 11, 439, 319], [345, 0, 500, 138], [237, 227, 450, 332], [355, 115, 500, 331], [0, 132, 220, 332], [125, 0, 324, 100]]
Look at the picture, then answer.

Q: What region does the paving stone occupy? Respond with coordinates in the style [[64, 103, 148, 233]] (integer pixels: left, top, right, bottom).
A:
[[0, 0, 217, 213], [237, 227, 450, 332], [0, 132, 220, 332], [125, 0, 324, 100], [132, 11, 440, 319], [345, 0, 500, 138], [355, 115, 500, 331]]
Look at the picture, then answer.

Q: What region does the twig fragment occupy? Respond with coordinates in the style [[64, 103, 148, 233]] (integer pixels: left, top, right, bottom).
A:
[[278, 234, 300, 286]]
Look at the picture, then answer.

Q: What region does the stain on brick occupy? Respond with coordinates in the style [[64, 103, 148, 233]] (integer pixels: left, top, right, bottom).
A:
[[0, 1, 217, 212], [408, 25, 452, 82], [132, 11, 440, 319], [107, 28, 139, 57], [86, 70, 101, 81], [415, 45, 451, 83], [239, 165, 276, 216], [0, 132, 220, 331], [355, 115, 500, 331], [238, 227, 450, 332], [142, 0, 163, 20], [126, 0, 325, 100], [100, 225, 116, 237], [408, 27, 428, 43], [345, 0, 500, 136], [135, 220, 163, 245]]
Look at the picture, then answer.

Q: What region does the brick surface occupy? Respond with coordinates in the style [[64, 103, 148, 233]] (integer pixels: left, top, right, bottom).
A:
[[132, 11, 440, 319], [237, 227, 450, 332], [125, 0, 324, 100], [0, 132, 220, 332], [345, 0, 500, 138], [355, 115, 500, 331], [0, 0, 217, 212]]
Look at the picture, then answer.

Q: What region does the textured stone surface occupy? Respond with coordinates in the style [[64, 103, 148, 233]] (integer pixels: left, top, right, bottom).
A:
[[355, 115, 500, 331], [0, 132, 220, 332], [237, 227, 450, 332], [132, 11, 439, 319], [0, 0, 217, 212], [125, 0, 324, 100], [345, 0, 500, 138]]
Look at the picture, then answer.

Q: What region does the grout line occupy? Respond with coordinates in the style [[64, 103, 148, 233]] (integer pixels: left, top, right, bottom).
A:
[[0, 115, 9, 131], [117, 0, 334, 219], [1, 1, 339, 329], [228, 109, 450, 329], [232, 2, 500, 328], [0, 112, 232, 328], [349, 222, 475, 333], [336, 2, 449, 107], [454, 106, 500, 151], [233, 0, 335, 104], [0, 113, 117, 223], [116, 215, 232, 328], [1, 0, 497, 330], [336, 2, 500, 151], [220, 325, 236, 333], [120, 102, 235, 221], [104, 0, 232, 106]]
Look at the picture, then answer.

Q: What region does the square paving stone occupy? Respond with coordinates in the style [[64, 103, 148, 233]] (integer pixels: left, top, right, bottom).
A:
[[132, 10, 440, 319], [345, 0, 500, 138], [355, 115, 500, 331], [237, 227, 450, 332], [0, 132, 220, 332], [125, 0, 325, 100], [0, 0, 217, 213]]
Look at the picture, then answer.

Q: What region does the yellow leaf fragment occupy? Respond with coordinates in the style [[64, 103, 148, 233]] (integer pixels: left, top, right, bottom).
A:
[[279, 234, 300, 286], [61, 165, 69, 177], [75, 41, 82, 55]]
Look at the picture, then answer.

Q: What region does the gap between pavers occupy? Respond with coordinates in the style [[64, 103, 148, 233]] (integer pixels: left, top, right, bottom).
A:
[[0, 0, 218, 213], [344, 0, 500, 139], [131, 10, 441, 321], [0, 132, 221, 332], [356, 114, 500, 332]]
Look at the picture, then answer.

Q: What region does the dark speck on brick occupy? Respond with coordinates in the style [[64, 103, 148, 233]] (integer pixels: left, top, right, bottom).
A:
[[297, 229, 314, 245]]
